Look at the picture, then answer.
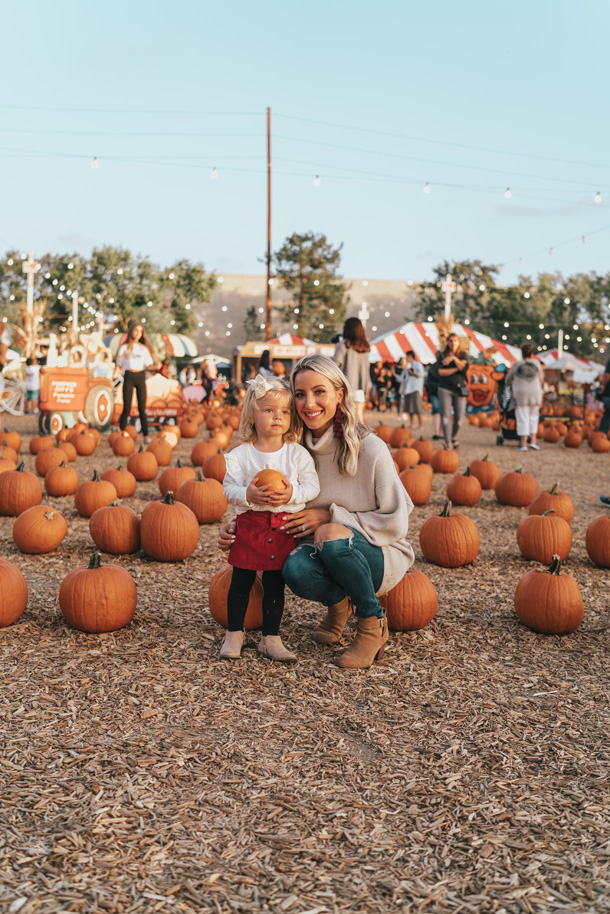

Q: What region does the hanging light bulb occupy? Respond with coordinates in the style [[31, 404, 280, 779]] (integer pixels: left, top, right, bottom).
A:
[[91, 157, 99, 169], [210, 167, 218, 180], [519, 257, 523, 265], [313, 175, 321, 186], [423, 182, 431, 194], [504, 187, 511, 199], [594, 190, 602, 203], [582, 235, 587, 243], [549, 247, 554, 255]]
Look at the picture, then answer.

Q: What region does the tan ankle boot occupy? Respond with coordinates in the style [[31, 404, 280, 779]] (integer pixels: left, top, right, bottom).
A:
[[258, 635, 297, 663], [312, 597, 354, 644], [219, 630, 244, 660], [337, 616, 388, 669]]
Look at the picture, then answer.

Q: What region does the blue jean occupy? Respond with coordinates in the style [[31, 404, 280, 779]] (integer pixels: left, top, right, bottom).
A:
[[600, 396, 610, 435], [283, 528, 385, 619]]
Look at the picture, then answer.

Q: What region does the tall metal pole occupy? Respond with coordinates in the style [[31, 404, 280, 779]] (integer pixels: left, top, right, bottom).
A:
[[265, 106, 272, 340]]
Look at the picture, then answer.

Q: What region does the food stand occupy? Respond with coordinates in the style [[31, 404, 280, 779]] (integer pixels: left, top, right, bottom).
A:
[[234, 334, 336, 381]]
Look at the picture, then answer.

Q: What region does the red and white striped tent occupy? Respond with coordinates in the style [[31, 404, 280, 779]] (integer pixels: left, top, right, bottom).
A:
[[538, 348, 604, 382], [370, 322, 521, 367], [267, 333, 318, 346]]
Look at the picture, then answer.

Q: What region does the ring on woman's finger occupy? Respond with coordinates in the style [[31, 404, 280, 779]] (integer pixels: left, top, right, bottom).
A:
[[301, 523, 306, 532]]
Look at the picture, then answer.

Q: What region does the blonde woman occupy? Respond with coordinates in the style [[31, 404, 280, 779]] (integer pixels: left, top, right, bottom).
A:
[[220, 355, 414, 669], [114, 322, 161, 443]]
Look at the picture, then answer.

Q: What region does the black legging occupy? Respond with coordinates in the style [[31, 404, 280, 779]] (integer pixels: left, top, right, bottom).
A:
[[120, 370, 148, 436], [227, 567, 285, 635]]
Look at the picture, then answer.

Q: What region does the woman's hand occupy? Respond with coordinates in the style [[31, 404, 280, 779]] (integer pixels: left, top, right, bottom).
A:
[[218, 518, 236, 551], [280, 508, 331, 539]]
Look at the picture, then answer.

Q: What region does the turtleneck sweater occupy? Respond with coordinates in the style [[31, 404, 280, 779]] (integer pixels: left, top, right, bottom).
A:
[[303, 426, 415, 593]]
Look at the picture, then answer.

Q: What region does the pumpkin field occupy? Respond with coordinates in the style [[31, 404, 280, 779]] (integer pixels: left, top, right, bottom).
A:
[[1, 406, 610, 914]]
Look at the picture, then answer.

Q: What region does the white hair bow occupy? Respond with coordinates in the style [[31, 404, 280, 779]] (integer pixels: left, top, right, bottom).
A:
[[247, 374, 274, 399]]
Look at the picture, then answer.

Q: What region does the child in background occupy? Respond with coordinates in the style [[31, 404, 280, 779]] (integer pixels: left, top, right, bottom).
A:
[[25, 357, 40, 414], [220, 375, 320, 662]]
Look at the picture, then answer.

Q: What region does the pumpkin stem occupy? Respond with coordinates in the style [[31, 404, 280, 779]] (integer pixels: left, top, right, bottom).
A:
[[196, 471, 203, 481], [16, 461, 25, 472], [548, 554, 562, 575], [138, 445, 144, 453], [163, 491, 175, 504], [482, 453, 489, 462], [464, 466, 471, 477], [515, 466, 523, 474], [549, 482, 559, 495], [541, 509, 556, 516], [88, 552, 103, 569], [176, 459, 182, 467], [91, 469, 100, 481], [59, 460, 67, 467], [440, 500, 452, 517]]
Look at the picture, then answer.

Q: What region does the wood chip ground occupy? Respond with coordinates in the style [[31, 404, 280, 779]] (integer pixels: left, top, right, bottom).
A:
[[1, 413, 609, 913]]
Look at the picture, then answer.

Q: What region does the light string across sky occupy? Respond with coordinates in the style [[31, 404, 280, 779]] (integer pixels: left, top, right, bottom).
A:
[[2, 106, 609, 276]]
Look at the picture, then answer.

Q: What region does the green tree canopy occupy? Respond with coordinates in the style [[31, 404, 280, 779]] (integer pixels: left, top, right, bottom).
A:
[[272, 232, 350, 341]]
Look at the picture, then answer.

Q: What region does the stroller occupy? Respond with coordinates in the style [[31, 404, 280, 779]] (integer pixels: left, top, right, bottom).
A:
[[495, 377, 529, 446]]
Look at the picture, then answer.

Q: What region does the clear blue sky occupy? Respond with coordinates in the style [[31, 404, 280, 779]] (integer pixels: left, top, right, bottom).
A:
[[2, 0, 609, 286]]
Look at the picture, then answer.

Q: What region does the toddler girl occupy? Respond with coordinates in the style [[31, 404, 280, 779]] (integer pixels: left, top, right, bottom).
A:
[[220, 375, 320, 662]]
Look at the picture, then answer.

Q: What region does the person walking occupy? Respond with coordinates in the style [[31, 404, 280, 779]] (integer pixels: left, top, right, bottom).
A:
[[505, 343, 544, 451], [398, 351, 424, 429], [332, 317, 371, 423], [114, 322, 161, 444], [437, 333, 469, 449]]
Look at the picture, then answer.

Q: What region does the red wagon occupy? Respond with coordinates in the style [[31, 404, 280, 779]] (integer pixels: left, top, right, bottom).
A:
[[38, 367, 114, 435]]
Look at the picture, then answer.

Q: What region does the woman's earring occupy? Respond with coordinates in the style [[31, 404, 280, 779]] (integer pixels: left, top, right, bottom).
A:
[[334, 404, 344, 439]]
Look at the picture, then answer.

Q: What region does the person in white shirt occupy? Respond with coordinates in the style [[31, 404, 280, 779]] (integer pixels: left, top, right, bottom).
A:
[[398, 350, 424, 429], [113, 322, 161, 442], [220, 375, 320, 662], [25, 357, 41, 414]]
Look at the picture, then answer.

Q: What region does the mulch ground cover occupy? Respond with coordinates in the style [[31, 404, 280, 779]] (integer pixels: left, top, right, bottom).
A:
[[1, 411, 609, 914]]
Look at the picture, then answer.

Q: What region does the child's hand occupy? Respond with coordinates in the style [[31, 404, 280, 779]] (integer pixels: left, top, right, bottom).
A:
[[267, 482, 293, 506], [246, 480, 273, 505]]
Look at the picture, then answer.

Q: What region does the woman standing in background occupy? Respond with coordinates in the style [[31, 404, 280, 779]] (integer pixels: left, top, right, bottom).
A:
[[437, 333, 469, 449], [114, 322, 161, 444], [505, 343, 544, 451], [332, 317, 371, 423]]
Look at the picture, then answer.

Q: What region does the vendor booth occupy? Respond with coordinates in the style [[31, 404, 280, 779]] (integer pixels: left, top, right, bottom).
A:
[[234, 333, 335, 381], [369, 321, 520, 367]]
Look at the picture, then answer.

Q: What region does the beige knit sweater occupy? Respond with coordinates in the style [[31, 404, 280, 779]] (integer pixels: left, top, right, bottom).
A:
[[304, 427, 415, 594]]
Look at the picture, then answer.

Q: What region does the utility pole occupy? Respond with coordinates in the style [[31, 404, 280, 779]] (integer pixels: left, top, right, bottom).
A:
[[22, 252, 41, 313], [72, 290, 79, 333], [265, 106, 272, 340]]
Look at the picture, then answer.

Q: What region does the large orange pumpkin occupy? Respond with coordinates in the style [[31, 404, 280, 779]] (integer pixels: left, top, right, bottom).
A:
[[469, 454, 499, 490], [127, 447, 158, 481], [430, 448, 460, 475], [389, 425, 412, 449], [13, 505, 68, 554], [495, 467, 538, 507], [411, 437, 434, 464], [514, 554, 583, 634], [373, 424, 392, 444], [175, 473, 228, 523], [528, 483, 574, 524], [74, 470, 118, 518], [0, 558, 28, 627], [0, 463, 43, 516], [585, 516, 610, 567], [101, 466, 137, 498], [208, 564, 263, 629], [159, 460, 197, 497], [378, 569, 438, 631], [35, 442, 67, 477], [393, 445, 420, 472], [446, 466, 482, 506], [191, 439, 219, 467], [398, 466, 431, 505], [140, 492, 200, 561], [419, 501, 479, 567], [90, 503, 141, 555], [0, 430, 21, 452], [203, 449, 227, 484], [111, 431, 136, 457], [516, 510, 573, 563], [45, 461, 79, 497], [59, 552, 137, 633]]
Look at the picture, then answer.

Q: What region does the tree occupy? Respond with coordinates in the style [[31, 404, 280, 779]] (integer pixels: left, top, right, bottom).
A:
[[415, 259, 501, 325], [243, 305, 266, 341], [273, 232, 349, 341]]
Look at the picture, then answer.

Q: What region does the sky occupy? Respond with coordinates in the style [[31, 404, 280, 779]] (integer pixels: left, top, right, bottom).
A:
[[2, 0, 609, 287]]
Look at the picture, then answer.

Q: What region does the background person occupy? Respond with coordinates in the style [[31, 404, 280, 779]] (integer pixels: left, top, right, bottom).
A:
[[424, 359, 443, 439], [505, 342, 544, 451], [24, 356, 40, 414], [398, 351, 424, 428], [332, 316, 371, 423], [114, 321, 161, 443], [258, 349, 274, 379], [437, 333, 469, 449]]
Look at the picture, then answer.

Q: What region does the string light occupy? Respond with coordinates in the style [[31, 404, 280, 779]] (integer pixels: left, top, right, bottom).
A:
[[594, 191, 602, 203], [313, 175, 320, 186], [423, 182, 431, 193], [91, 157, 98, 169], [549, 247, 554, 254], [539, 323, 545, 329], [210, 167, 218, 179], [504, 187, 511, 199], [7, 258, 13, 265], [582, 235, 587, 243], [504, 321, 509, 327], [524, 292, 530, 299], [564, 297, 570, 304]]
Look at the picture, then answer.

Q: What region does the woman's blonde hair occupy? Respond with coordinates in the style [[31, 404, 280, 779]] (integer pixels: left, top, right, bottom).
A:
[[238, 377, 299, 444], [290, 354, 369, 477]]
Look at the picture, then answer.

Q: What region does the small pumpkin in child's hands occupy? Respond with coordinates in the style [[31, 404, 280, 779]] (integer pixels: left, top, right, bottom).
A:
[[253, 469, 287, 490]]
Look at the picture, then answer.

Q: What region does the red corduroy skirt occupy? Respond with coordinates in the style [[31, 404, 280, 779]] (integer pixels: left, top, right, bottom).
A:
[[228, 510, 298, 571]]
